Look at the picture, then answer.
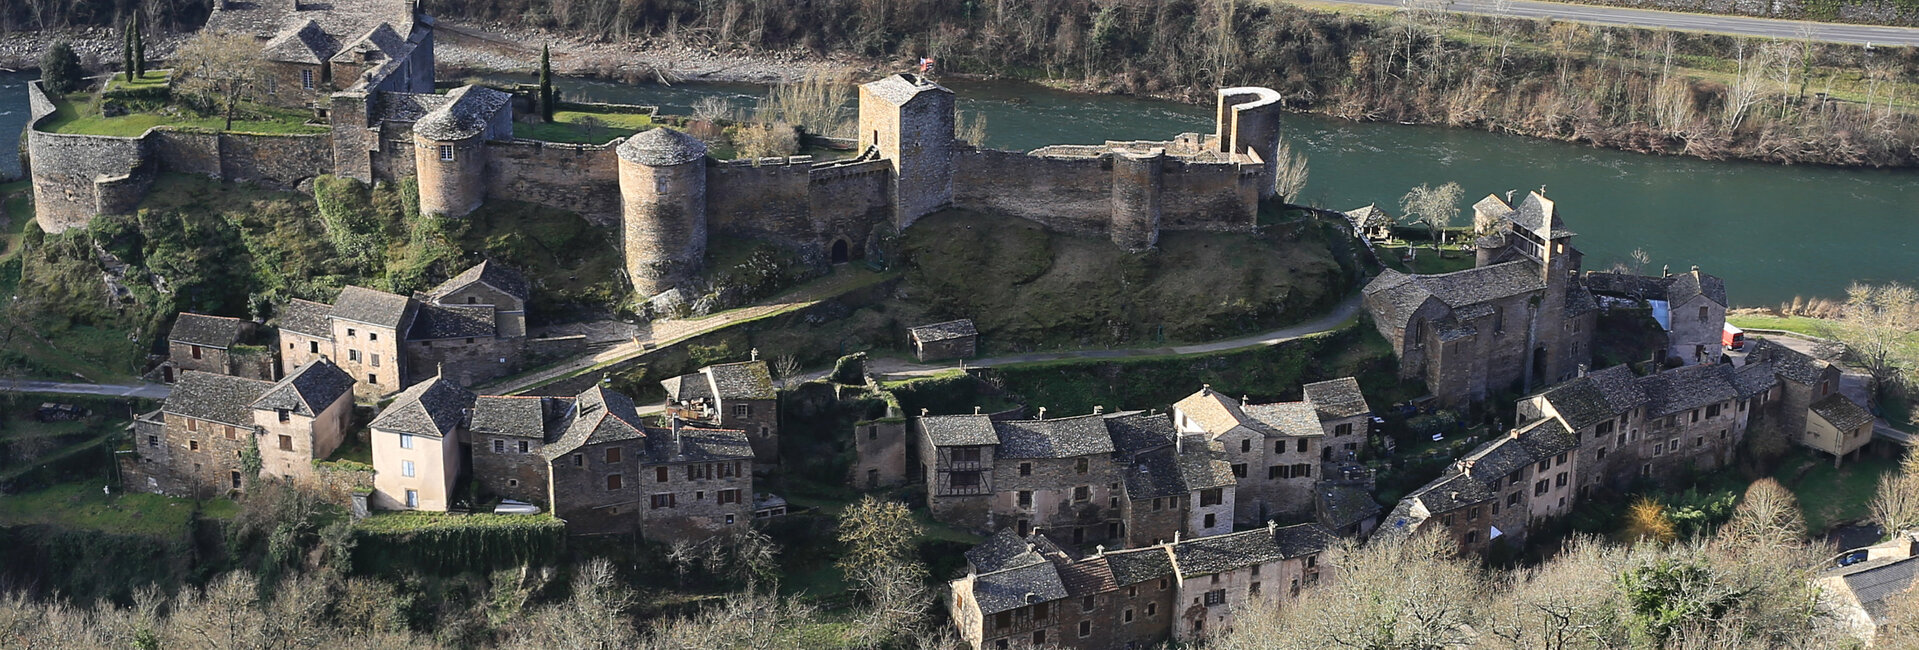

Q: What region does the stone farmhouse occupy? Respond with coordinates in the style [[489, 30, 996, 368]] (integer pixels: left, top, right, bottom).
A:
[[916, 379, 1373, 547], [660, 359, 780, 470], [274, 260, 577, 402], [364, 378, 755, 542], [909, 319, 979, 362], [1383, 338, 1876, 553], [1365, 191, 1732, 407], [947, 522, 1334, 649], [26, 0, 1290, 301], [125, 359, 355, 496], [159, 312, 273, 382]]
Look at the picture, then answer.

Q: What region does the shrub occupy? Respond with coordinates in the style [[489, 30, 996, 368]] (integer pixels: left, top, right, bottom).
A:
[[40, 42, 85, 95]]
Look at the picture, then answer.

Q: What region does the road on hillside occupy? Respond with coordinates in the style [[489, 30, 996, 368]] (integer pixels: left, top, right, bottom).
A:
[[1303, 0, 1919, 46], [1, 378, 170, 399]]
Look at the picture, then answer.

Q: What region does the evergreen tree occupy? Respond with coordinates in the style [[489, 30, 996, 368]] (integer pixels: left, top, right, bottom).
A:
[[133, 12, 147, 79], [538, 44, 555, 121], [123, 17, 135, 82], [40, 42, 85, 95]]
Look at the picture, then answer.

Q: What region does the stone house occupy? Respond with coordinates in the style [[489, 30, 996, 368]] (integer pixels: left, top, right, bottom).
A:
[[947, 523, 1334, 649], [1820, 531, 1919, 646], [369, 376, 475, 511], [276, 260, 548, 401], [1806, 393, 1877, 467], [468, 394, 573, 505], [1172, 386, 1325, 525], [1364, 192, 1598, 407], [851, 415, 910, 490], [1342, 204, 1396, 242], [540, 387, 754, 542], [1108, 411, 1236, 547], [1303, 377, 1374, 463], [162, 312, 272, 382], [661, 359, 780, 469], [909, 319, 979, 362], [1375, 416, 1577, 554], [919, 412, 1002, 526], [126, 360, 354, 496], [1584, 267, 1728, 365], [1746, 338, 1865, 464], [204, 0, 435, 111]]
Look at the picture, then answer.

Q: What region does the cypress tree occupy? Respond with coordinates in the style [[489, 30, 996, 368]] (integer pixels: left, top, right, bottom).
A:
[[132, 12, 146, 78], [538, 44, 555, 121], [123, 17, 135, 82]]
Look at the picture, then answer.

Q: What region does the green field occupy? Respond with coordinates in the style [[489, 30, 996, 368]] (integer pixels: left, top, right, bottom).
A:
[[513, 108, 658, 144], [39, 91, 328, 137], [0, 483, 234, 538], [1771, 450, 1899, 534]]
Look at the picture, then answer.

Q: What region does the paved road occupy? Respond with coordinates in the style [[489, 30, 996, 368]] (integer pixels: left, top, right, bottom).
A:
[[0, 378, 170, 399], [847, 294, 1363, 380], [1304, 0, 1919, 46]]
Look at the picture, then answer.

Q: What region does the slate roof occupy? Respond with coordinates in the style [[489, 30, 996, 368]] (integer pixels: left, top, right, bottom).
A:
[[1177, 441, 1238, 491], [329, 23, 406, 65], [1748, 338, 1830, 385], [276, 299, 335, 337], [1827, 555, 1919, 620], [1537, 364, 1647, 430], [251, 359, 354, 418], [1172, 388, 1255, 436], [1363, 260, 1547, 330], [1582, 271, 1668, 302], [1242, 402, 1325, 438], [1303, 377, 1370, 420], [1513, 417, 1577, 460], [1664, 269, 1727, 307], [1509, 192, 1571, 238], [368, 377, 474, 438], [973, 561, 1069, 615], [542, 386, 648, 458], [409, 303, 496, 340], [646, 424, 754, 463], [1344, 204, 1395, 228], [429, 260, 530, 304], [1565, 283, 1600, 318], [331, 285, 412, 328], [967, 530, 1045, 574], [260, 20, 338, 64], [206, 0, 415, 42], [706, 361, 776, 400], [169, 313, 248, 348], [616, 127, 708, 166], [377, 92, 449, 123], [1172, 524, 1334, 577], [1317, 483, 1383, 530], [415, 85, 512, 141], [469, 395, 567, 440], [997, 414, 1117, 458], [909, 319, 978, 344], [1272, 522, 1338, 558], [660, 373, 714, 403], [862, 74, 952, 106], [1103, 546, 1175, 586], [1058, 557, 1117, 597], [1123, 447, 1190, 500], [1811, 393, 1875, 432], [1104, 411, 1175, 455], [921, 414, 1000, 447], [1733, 362, 1780, 399], [1639, 363, 1740, 418], [165, 371, 274, 427]]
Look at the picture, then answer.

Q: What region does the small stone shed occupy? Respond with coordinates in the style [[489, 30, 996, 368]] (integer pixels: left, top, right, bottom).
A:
[[908, 319, 978, 362], [1344, 204, 1396, 241]]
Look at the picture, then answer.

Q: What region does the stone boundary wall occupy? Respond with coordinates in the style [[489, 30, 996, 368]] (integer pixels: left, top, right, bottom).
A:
[[26, 80, 334, 233], [709, 156, 815, 249], [1159, 157, 1259, 233], [807, 157, 892, 258], [950, 146, 1258, 243], [484, 139, 623, 226]]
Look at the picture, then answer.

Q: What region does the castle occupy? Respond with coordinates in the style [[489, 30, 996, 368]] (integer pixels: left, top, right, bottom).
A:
[[24, 0, 1288, 298]]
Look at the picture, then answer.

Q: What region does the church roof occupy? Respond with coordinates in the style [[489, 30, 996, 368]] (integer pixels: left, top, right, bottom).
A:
[[1364, 261, 1547, 330]]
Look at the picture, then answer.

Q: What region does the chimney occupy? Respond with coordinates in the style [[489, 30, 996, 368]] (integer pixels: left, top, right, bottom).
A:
[[973, 406, 982, 415], [1691, 264, 1700, 274], [1202, 384, 1212, 395], [1662, 264, 1671, 277], [1037, 407, 1047, 420], [1505, 189, 1516, 203], [666, 417, 683, 450], [1578, 364, 1588, 378], [750, 347, 760, 361], [1174, 531, 1182, 544], [1093, 405, 1104, 415], [921, 408, 930, 417], [1241, 395, 1249, 405]]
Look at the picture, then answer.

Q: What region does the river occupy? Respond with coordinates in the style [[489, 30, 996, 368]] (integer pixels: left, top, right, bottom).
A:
[[5, 71, 1916, 305]]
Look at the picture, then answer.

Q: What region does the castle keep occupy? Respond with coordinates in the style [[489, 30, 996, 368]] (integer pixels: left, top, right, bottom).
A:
[[25, 0, 1286, 297]]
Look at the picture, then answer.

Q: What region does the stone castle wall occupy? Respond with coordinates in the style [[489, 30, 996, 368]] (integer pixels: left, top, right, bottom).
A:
[[708, 157, 813, 246], [484, 140, 623, 225], [953, 148, 1114, 236], [27, 80, 333, 233]]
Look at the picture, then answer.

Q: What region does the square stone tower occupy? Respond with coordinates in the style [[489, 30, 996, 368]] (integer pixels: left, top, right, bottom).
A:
[[858, 74, 956, 231]]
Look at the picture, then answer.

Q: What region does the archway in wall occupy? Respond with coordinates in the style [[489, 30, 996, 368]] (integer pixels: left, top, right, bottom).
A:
[[830, 239, 850, 264]]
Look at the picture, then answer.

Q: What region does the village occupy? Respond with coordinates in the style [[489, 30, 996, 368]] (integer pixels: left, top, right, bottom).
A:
[[5, 0, 1919, 647]]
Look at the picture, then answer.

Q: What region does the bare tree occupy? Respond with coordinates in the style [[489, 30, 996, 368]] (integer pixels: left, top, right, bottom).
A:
[[1273, 137, 1310, 205], [772, 354, 802, 388], [172, 30, 266, 131], [508, 558, 638, 649], [1722, 41, 1773, 132], [1213, 529, 1487, 650], [691, 95, 734, 124], [1400, 181, 1464, 251], [1718, 478, 1807, 549], [837, 496, 932, 643], [1818, 282, 1919, 401], [956, 110, 989, 147], [1874, 451, 1919, 536]]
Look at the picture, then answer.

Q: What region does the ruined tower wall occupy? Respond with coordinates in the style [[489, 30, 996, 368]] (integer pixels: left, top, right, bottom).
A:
[[1109, 152, 1162, 250], [484, 140, 623, 225], [1158, 160, 1259, 232], [619, 156, 707, 296], [1216, 87, 1283, 200], [414, 131, 487, 217]]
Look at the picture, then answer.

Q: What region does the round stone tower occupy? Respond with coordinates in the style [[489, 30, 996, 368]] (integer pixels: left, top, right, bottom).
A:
[[1215, 87, 1283, 200], [617, 128, 709, 297], [413, 129, 487, 217]]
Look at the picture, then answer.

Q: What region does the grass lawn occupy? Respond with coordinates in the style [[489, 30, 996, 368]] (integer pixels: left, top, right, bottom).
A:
[[1, 182, 29, 268], [1727, 315, 1833, 338], [514, 109, 657, 144], [103, 70, 170, 93], [1377, 243, 1476, 275], [6, 323, 147, 382], [1770, 450, 1899, 534], [40, 92, 327, 137], [0, 482, 231, 537]]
